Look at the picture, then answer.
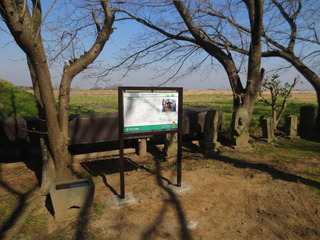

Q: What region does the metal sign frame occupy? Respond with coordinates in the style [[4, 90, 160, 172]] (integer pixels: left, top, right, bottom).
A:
[[118, 86, 183, 199]]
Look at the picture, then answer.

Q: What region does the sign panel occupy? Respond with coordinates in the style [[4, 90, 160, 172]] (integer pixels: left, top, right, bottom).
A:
[[123, 91, 179, 132], [118, 87, 183, 199]]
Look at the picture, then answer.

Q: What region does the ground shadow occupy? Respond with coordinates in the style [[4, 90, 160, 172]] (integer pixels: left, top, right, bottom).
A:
[[209, 150, 320, 190], [80, 158, 139, 197], [0, 178, 38, 239], [45, 194, 55, 217], [136, 146, 191, 240], [81, 157, 139, 176], [72, 180, 96, 240]]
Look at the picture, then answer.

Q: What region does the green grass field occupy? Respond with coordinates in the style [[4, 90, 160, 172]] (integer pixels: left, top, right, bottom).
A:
[[0, 79, 38, 117], [0, 81, 317, 132], [65, 90, 318, 131]]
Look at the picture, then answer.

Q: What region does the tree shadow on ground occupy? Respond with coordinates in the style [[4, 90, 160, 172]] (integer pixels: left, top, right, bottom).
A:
[[0, 174, 40, 239], [208, 150, 320, 190], [80, 158, 139, 196], [137, 146, 191, 240], [80, 147, 191, 239]]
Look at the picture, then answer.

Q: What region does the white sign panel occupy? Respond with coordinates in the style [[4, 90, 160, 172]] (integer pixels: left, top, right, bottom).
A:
[[123, 91, 179, 132]]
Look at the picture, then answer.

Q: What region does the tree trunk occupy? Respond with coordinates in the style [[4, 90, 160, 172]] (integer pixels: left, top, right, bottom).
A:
[[27, 57, 71, 194], [224, 0, 264, 145], [39, 138, 56, 194], [316, 91, 320, 132], [27, 57, 71, 193], [1, 0, 115, 194]]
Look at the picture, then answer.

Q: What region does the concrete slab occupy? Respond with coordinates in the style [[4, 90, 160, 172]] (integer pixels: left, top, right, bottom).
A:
[[168, 182, 191, 194], [107, 192, 138, 209]]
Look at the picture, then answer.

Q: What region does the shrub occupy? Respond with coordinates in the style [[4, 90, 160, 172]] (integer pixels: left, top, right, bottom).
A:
[[0, 79, 37, 117]]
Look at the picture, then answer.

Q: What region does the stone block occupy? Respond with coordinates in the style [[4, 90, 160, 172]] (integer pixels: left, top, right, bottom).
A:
[[232, 131, 250, 149], [260, 117, 274, 142], [284, 115, 298, 139], [299, 105, 315, 138], [50, 178, 95, 221], [199, 110, 221, 151]]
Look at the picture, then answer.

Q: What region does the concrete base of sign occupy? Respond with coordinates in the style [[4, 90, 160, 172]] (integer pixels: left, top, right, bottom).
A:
[[168, 182, 191, 194], [50, 178, 94, 221], [108, 192, 138, 209]]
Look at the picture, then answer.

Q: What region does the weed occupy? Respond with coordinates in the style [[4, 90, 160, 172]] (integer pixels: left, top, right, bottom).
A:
[[0, 193, 18, 227], [49, 235, 69, 240], [307, 185, 320, 198], [92, 202, 105, 220], [275, 159, 284, 164], [248, 172, 258, 178], [303, 168, 320, 180], [19, 183, 32, 189], [0, 204, 8, 217], [14, 169, 26, 175], [224, 171, 235, 176], [25, 212, 49, 234], [0, 192, 9, 198]]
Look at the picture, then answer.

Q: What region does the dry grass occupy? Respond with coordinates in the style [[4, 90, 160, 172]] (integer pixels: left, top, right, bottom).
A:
[[45, 89, 316, 100]]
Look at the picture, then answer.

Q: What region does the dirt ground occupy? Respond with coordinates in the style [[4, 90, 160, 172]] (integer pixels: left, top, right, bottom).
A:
[[1, 89, 317, 239], [1, 142, 320, 240]]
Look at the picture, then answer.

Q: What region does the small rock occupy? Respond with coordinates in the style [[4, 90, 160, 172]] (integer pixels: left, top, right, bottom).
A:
[[187, 220, 198, 230]]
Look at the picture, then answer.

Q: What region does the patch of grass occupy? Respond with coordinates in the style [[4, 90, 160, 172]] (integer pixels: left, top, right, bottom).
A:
[[0, 78, 37, 117], [69, 95, 118, 114], [19, 183, 32, 189], [25, 212, 49, 234], [0, 203, 9, 218], [307, 186, 320, 197], [303, 168, 320, 182], [14, 169, 26, 175], [247, 171, 258, 179], [49, 235, 69, 240], [92, 202, 105, 220], [253, 98, 317, 128], [0, 193, 20, 228]]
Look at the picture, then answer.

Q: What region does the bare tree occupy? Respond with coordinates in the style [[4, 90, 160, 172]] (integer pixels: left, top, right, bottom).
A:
[[197, 0, 320, 131], [0, 0, 115, 193], [106, 0, 265, 143], [259, 74, 299, 129], [262, 0, 320, 132]]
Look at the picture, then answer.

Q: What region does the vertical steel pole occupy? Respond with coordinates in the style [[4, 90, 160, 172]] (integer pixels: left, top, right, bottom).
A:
[[118, 87, 125, 199], [177, 88, 183, 187]]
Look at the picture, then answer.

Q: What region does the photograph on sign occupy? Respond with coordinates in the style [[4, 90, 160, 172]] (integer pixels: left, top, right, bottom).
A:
[[123, 91, 179, 132]]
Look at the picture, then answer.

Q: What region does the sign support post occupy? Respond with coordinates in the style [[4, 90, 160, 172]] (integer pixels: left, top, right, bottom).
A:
[[118, 87, 183, 199]]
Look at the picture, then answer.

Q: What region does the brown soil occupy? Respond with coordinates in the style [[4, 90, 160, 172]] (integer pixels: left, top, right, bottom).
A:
[[1, 144, 320, 240]]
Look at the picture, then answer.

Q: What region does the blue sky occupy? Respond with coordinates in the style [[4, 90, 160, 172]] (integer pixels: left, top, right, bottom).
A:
[[0, 17, 231, 90], [0, 2, 315, 91]]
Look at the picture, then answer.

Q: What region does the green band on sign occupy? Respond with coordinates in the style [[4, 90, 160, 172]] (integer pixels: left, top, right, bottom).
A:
[[124, 123, 178, 132]]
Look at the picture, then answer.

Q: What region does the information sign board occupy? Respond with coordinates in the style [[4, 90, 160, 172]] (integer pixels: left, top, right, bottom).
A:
[[118, 87, 183, 199], [123, 91, 179, 133]]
